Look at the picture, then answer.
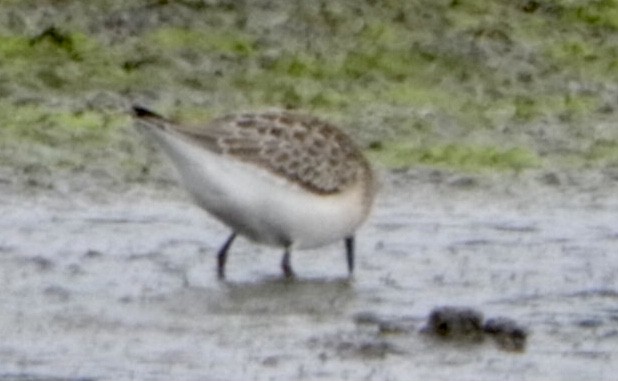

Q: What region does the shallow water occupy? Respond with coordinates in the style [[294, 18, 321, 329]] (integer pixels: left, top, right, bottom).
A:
[[0, 176, 617, 381]]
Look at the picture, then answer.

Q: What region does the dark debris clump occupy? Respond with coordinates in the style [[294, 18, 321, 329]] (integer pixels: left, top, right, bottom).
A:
[[424, 306, 485, 342], [423, 306, 528, 352], [483, 317, 528, 352]]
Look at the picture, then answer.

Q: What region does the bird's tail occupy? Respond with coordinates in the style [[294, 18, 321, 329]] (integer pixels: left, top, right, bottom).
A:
[[131, 105, 170, 131]]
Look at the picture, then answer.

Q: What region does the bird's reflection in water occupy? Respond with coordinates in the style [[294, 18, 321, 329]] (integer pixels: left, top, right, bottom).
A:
[[162, 276, 357, 317]]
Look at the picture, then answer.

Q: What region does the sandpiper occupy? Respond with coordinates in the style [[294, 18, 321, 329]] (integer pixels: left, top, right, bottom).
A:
[[132, 105, 376, 279]]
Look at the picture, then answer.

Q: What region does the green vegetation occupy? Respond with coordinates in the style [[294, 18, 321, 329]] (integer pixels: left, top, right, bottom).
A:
[[146, 27, 256, 57], [0, 101, 130, 170], [367, 141, 539, 171], [560, 0, 618, 29], [0, 102, 123, 146], [0, 28, 127, 92], [0, 0, 616, 180]]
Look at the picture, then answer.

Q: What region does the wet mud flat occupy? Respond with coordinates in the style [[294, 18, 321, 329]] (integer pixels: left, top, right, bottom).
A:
[[0, 171, 617, 381]]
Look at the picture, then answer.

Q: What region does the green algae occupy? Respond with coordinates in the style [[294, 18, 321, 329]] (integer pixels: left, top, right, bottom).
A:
[[586, 139, 618, 165], [560, 0, 618, 30], [0, 0, 617, 178], [0, 29, 130, 93], [0, 102, 131, 172], [368, 141, 540, 172], [0, 103, 124, 144], [146, 27, 256, 58]]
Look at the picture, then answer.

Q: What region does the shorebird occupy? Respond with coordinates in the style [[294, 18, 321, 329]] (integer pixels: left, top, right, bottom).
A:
[[132, 105, 375, 279]]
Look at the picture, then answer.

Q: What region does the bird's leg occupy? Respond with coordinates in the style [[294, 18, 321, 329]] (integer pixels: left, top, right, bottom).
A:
[[345, 236, 355, 275], [281, 247, 295, 279], [217, 232, 237, 279]]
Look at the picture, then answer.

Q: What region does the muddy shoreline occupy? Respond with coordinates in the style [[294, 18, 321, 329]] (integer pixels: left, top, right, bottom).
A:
[[1, 168, 616, 380]]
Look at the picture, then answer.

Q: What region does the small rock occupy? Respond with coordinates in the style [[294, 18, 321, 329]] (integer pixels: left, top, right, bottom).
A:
[[539, 172, 562, 186], [577, 318, 603, 328], [352, 311, 381, 325], [261, 356, 279, 367], [84, 249, 103, 258], [448, 176, 478, 188], [424, 306, 484, 341], [483, 317, 528, 352]]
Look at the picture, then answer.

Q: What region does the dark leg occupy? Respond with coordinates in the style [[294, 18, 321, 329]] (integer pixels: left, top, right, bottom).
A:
[[217, 232, 237, 279], [281, 248, 295, 278], [345, 236, 355, 275]]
